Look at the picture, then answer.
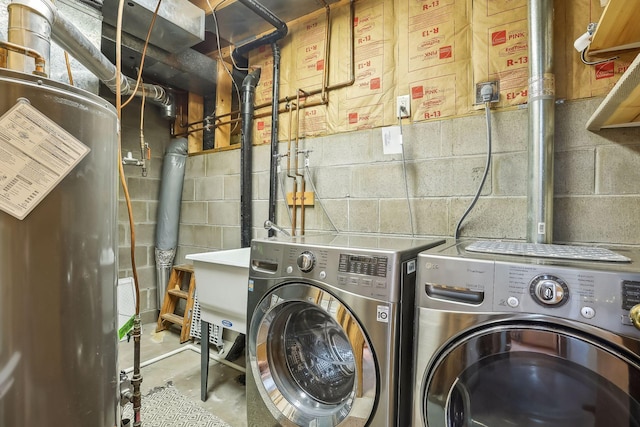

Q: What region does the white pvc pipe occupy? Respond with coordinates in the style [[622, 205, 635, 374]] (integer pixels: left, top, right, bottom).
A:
[[123, 344, 245, 374]]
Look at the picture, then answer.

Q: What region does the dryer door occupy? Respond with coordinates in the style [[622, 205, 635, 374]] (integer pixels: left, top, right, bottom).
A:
[[248, 282, 377, 426], [422, 324, 640, 427]]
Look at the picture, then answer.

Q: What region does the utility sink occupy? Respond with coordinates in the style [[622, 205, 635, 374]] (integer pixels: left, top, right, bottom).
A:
[[186, 247, 250, 334]]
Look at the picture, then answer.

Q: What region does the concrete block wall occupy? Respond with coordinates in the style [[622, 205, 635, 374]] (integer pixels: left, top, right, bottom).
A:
[[118, 98, 172, 324], [175, 97, 640, 266], [177, 148, 244, 263], [120, 96, 640, 320]]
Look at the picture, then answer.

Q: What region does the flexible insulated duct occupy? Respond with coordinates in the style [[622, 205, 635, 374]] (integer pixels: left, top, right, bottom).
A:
[[240, 68, 261, 248], [526, 0, 555, 243], [155, 137, 188, 309]]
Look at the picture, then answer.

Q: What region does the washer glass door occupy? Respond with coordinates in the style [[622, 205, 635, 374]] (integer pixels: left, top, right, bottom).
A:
[[423, 325, 640, 427], [249, 282, 376, 426]]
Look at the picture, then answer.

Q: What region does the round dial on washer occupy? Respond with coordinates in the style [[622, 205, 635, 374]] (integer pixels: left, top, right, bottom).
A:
[[529, 274, 569, 307], [296, 251, 316, 272]]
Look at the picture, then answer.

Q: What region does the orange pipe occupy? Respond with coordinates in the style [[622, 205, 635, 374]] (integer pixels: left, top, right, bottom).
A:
[[0, 40, 46, 76]]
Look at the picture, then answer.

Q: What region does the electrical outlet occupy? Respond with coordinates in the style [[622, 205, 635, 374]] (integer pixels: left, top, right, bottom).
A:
[[474, 81, 500, 104], [397, 95, 410, 118]]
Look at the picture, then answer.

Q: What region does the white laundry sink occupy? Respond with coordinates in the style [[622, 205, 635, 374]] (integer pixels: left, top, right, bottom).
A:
[[186, 247, 250, 334]]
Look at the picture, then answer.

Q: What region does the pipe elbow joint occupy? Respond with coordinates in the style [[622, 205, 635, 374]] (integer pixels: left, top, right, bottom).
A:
[[242, 68, 262, 90]]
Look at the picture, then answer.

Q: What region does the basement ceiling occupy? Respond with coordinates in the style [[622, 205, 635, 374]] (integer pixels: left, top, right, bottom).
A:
[[191, 0, 341, 47], [99, 0, 338, 95]]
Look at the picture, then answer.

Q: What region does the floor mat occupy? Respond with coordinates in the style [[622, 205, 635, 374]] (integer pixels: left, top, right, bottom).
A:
[[122, 382, 232, 427]]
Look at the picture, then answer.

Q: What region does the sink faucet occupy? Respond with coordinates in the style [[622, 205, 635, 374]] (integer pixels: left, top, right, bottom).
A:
[[264, 220, 291, 237]]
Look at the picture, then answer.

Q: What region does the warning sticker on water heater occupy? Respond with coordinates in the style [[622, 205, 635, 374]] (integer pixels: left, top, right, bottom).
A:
[[0, 98, 90, 220]]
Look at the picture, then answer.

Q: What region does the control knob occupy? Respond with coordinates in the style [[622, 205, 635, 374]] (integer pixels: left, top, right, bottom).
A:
[[529, 274, 569, 307], [297, 251, 315, 272]]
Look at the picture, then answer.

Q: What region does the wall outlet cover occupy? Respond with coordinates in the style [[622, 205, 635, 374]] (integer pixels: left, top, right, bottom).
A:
[[474, 81, 500, 104], [397, 95, 411, 118]]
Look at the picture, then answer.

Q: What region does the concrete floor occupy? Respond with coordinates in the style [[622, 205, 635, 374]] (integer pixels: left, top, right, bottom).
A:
[[118, 323, 247, 427]]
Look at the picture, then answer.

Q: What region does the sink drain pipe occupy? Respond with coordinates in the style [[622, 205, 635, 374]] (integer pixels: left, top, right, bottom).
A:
[[229, 0, 288, 242], [240, 68, 262, 248]]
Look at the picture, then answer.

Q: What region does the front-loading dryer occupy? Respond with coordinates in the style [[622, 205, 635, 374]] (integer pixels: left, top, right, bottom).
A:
[[246, 234, 444, 427], [413, 239, 640, 427]]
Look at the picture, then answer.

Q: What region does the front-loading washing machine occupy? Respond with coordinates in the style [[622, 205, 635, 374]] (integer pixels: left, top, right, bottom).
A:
[[246, 234, 444, 427], [412, 239, 640, 427]]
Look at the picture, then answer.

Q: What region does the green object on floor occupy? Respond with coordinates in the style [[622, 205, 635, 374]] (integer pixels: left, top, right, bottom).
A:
[[119, 315, 135, 340]]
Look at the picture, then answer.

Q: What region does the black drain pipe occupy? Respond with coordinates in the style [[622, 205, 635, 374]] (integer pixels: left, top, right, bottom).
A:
[[229, 0, 288, 363], [231, 0, 289, 70], [268, 42, 281, 237], [240, 68, 262, 248], [230, 0, 288, 244]]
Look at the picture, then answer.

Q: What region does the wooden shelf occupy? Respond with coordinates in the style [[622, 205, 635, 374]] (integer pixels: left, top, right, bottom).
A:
[[586, 0, 640, 130], [589, 0, 640, 55], [587, 51, 640, 130]]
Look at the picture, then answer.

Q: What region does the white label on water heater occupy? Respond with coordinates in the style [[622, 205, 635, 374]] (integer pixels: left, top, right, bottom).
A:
[[0, 98, 90, 220]]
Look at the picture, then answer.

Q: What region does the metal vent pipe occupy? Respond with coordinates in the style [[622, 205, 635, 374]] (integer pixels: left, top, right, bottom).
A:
[[6, 0, 55, 75], [6, 0, 175, 118], [526, 0, 555, 243]]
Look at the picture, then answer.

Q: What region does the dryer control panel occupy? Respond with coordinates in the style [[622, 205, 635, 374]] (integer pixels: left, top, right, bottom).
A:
[[418, 243, 640, 340]]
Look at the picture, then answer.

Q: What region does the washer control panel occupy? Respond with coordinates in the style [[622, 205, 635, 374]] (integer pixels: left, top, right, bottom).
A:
[[283, 247, 397, 301], [251, 236, 445, 304], [338, 253, 388, 277]]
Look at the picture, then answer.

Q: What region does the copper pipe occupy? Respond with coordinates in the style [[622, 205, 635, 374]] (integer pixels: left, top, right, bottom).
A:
[[254, 98, 327, 119], [214, 110, 239, 120], [286, 102, 298, 235], [293, 90, 302, 178], [320, 0, 331, 103], [63, 51, 74, 85], [291, 179, 298, 236], [171, 117, 241, 138], [179, 115, 215, 129], [293, 89, 306, 235], [252, 0, 355, 112], [299, 179, 306, 234], [181, 0, 353, 142], [0, 40, 46, 76]]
